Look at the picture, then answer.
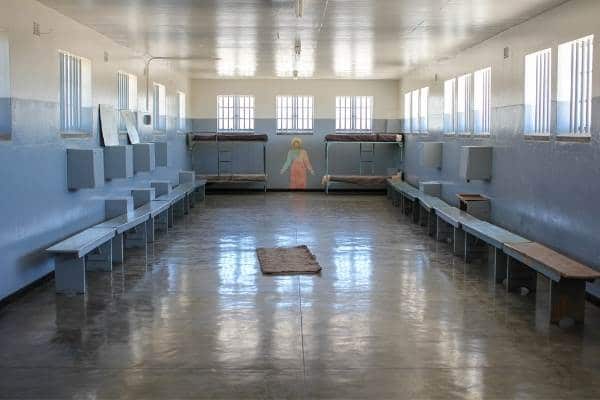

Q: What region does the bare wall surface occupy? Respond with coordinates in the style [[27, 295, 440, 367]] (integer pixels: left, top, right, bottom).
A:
[[0, 0, 191, 300], [398, 0, 600, 292]]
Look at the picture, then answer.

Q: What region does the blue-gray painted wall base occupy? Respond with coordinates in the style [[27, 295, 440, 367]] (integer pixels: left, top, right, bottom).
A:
[[190, 118, 404, 190], [401, 101, 600, 294], [0, 98, 191, 300], [0, 97, 11, 138]]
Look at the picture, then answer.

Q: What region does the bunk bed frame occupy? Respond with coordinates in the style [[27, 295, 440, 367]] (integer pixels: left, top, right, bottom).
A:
[[188, 132, 268, 192], [324, 133, 404, 194]]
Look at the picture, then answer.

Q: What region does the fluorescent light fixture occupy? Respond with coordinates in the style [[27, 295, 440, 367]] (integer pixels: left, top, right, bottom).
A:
[[296, 0, 304, 18]]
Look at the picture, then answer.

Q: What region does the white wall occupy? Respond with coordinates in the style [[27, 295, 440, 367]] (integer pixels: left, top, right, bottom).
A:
[[398, 0, 600, 120], [190, 79, 399, 119], [0, 0, 190, 123]]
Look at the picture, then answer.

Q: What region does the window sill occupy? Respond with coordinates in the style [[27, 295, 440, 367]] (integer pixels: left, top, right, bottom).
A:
[[60, 131, 92, 139], [524, 134, 551, 142], [556, 135, 591, 143]]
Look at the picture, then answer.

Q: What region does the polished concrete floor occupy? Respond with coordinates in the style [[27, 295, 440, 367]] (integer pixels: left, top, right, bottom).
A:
[[1, 193, 600, 399]]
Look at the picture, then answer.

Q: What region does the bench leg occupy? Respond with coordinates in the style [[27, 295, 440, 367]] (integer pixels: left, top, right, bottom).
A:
[[55, 254, 86, 294], [112, 234, 124, 264], [86, 241, 113, 272], [146, 218, 155, 243], [184, 195, 191, 214], [189, 192, 196, 208], [436, 218, 452, 243], [125, 221, 148, 266], [412, 201, 420, 224], [489, 247, 507, 284], [464, 233, 487, 264], [506, 257, 537, 292], [427, 211, 436, 237], [536, 275, 586, 325], [156, 210, 169, 233], [453, 227, 465, 257], [168, 206, 174, 228]]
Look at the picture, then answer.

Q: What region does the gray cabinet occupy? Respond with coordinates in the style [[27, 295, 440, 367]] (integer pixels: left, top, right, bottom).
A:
[[67, 148, 104, 190]]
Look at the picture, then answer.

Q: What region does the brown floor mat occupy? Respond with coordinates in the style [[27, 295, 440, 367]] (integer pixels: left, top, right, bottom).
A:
[[256, 245, 322, 274]]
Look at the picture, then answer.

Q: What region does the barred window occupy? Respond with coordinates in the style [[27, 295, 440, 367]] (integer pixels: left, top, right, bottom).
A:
[[177, 91, 186, 131], [457, 73, 472, 133], [59, 50, 92, 132], [152, 82, 166, 131], [473, 67, 491, 134], [276, 95, 314, 133], [444, 78, 456, 134], [217, 95, 255, 131], [117, 71, 137, 131], [557, 35, 593, 135], [524, 49, 551, 135], [335, 96, 373, 132]]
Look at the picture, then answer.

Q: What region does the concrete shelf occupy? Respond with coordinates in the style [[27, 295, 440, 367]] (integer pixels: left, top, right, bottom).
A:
[[67, 148, 105, 190], [421, 142, 443, 169], [459, 146, 493, 181], [154, 142, 168, 167], [103, 145, 133, 180], [133, 143, 156, 173]]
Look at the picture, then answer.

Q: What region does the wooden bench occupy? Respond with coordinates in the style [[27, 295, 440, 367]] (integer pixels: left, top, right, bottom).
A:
[[47, 227, 116, 294], [503, 242, 600, 324], [93, 209, 150, 266], [460, 219, 532, 282]]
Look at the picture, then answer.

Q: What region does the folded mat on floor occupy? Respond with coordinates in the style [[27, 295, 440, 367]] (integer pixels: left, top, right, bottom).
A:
[[325, 133, 403, 142], [189, 133, 269, 142], [200, 174, 267, 183], [322, 175, 394, 186], [256, 245, 322, 274]]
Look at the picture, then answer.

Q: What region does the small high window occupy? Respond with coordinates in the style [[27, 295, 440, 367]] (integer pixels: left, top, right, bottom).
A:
[[152, 82, 166, 131], [524, 49, 551, 135], [177, 91, 186, 131], [217, 95, 255, 131], [557, 35, 593, 135], [443, 78, 456, 134], [59, 50, 92, 133], [335, 96, 373, 132], [117, 71, 137, 131], [276, 95, 314, 133], [473, 67, 491, 134]]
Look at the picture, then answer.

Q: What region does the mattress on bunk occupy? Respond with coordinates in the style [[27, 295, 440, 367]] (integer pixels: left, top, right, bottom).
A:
[[200, 174, 267, 183], [325, 133, 403, 143], [321, 175, 390, 186], [189, 134, 218, 142], [189, 133, 269, 142]]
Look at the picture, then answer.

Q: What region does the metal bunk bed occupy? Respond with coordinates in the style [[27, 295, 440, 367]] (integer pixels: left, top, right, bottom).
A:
[[323, 133, 404, 194], [188, 132, 268, 192]]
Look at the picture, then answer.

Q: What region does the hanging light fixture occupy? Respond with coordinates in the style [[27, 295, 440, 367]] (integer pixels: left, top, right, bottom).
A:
[[295, 0, 304, 18]]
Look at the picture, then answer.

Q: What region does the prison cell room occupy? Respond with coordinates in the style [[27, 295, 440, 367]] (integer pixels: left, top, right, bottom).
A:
[[1, 0, 600, 399]]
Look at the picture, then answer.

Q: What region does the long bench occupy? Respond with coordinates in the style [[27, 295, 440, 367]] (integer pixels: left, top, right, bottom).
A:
[[503, 242, 600, 324], [47, 227, 116, 294], [461, 219, 532, 281], [94, 207, 150, 266], [387, 179, 600, 326]]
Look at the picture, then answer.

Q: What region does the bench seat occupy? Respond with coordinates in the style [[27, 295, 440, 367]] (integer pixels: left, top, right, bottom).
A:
[[47, 227, 116, 294], [503, 242, 600, 324], [94, 211, 149, 234], [137, 200, 170, 218], [462, 220, 529, 249], [47, 227, 115, 258], [434, 206, 480, 228]]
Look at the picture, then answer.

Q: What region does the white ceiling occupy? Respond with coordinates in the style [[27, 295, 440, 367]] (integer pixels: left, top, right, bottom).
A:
[[38, 0, 567, 79]]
